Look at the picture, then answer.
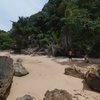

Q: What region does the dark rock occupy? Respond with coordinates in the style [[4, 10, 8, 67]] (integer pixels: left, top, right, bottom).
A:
[[16, 95, 34, 100], [85, 67, 100, 92], [43, 89, 72, 100], [64, 67, 84, 79], [0, 56, 14, 100]]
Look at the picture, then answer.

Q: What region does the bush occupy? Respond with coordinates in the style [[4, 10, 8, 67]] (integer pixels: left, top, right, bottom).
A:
[[0, 32, 14, 50]]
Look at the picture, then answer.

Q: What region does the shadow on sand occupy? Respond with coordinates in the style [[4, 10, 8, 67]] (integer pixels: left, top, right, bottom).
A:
[[51, 57, 100, 67]]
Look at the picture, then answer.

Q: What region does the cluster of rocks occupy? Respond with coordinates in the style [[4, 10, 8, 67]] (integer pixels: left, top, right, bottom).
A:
[[16, 89, 72, 100], [13, 60, 100, 100], [1, 55, 100, 100], [64, 65, 100, 92]]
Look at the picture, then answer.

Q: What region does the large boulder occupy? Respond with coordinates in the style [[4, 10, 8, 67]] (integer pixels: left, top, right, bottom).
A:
[[16, 95, 34, 100], [0, 56, 14, 100], [13, 59, 29, 77], [43, 89, 72, 100], [85, 66, 100, 92], [64, 67, 84, 79]]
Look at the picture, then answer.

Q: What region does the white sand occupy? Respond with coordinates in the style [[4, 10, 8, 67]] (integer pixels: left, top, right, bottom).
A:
[[0, 51, 100, 100]]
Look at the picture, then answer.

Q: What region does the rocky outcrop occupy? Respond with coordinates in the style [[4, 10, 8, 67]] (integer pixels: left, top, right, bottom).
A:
[[43, 89, 72, 100], [13, 59, 29, 77], [0, 56, 14, 100], [64, 67, 84, 79], [16, 95, 34, 100], [85, 66, 100, 92], [64, 65, 100, 92]]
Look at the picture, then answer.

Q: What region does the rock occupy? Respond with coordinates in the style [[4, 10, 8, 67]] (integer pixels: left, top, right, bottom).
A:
[[16, 58, 23, 63], [13, 62, 29, 77], [85, 66, 100, 92], [0, 56, 14, 100], [43, 89, 72, 100], [16, 95, 34, 100], [64, 67, 84, 79]]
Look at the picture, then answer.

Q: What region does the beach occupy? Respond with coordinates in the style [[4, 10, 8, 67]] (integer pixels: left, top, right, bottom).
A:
[[0, 51, 100, 100]]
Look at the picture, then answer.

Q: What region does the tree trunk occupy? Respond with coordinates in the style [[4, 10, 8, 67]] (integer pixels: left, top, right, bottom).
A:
[[60, 33, 72, 51]]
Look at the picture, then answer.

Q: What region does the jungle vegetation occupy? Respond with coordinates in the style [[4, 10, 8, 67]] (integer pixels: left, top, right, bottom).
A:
[[0, 30, 14, 50], [1, 0, 100, 57]]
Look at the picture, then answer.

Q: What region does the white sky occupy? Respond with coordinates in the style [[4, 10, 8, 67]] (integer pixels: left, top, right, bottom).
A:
[[0, 0, 48, 31]]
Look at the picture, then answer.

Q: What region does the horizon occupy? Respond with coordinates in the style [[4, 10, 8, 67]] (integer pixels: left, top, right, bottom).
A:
[[0, 0, 48, 32]]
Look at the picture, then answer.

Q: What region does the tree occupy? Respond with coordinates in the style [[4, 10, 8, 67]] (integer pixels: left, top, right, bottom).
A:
[[0, 31, 13, 50], [10, 17, 29, 48], [9, 0, 100, 57]]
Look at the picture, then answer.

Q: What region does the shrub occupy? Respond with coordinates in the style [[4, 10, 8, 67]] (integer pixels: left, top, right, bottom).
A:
[[0, 32, 14, 50]]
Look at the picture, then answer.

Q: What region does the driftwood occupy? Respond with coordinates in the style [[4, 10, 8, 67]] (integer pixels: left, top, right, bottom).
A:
[[85, 67, 100, 92], [0, 56, 14, 100], [21, 47, 39, 55], [21, 44, 65, 56], [21, 47, 46, 55], [43, 89, 72, 100], [47, 44, 65, 57]]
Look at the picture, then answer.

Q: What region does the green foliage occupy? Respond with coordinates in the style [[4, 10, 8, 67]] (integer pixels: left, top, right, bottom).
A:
[[10, 0, 100, 56], [51, 32, 59, 45], [0, 32, 14, 50]]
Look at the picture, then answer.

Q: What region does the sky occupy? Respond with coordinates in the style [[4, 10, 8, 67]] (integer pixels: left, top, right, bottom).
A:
[[0, 0, 48, 31]]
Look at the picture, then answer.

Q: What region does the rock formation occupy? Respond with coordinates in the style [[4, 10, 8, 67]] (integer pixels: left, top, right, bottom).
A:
[[13, 59, 29, 77], [64, 67, 84, 79], [43, 89, 72, 100], [0, 56, 14, 100], [85, 66, 100, 92]]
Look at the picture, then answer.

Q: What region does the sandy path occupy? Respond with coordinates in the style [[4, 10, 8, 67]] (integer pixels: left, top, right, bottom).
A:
[[0, 52, 100, 100]]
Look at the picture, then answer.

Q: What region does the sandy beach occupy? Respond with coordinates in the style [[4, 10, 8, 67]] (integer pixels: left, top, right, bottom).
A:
[[0, 51, 100, 100]]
